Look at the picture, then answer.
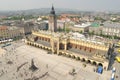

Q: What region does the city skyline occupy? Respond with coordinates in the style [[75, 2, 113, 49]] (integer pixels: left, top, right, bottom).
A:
[[0, 0, 120, 11]]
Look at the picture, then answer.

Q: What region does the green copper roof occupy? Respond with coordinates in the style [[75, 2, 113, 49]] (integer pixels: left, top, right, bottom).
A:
[[91, 23, 100, 27]]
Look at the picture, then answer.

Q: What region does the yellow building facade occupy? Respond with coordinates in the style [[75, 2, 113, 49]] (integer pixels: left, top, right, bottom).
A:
[[26, 30, 109, 69]]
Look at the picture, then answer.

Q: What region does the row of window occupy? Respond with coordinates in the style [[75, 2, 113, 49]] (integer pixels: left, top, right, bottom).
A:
[[103, 28, 120, 33]]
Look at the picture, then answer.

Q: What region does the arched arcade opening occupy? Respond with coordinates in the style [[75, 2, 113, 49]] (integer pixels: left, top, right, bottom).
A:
[[92, 61, 97, 66], [86, 60, 91, 64], [81, 58, 86, 62], [98, 63, 103, 67]]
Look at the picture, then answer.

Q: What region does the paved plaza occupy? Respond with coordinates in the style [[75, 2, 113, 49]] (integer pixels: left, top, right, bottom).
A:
[[113, 61, 120, 80], [0, 41, 112, 80]]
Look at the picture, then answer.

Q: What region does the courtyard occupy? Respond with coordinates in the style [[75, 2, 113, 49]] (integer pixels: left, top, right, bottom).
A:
[[0, 41, 111, 80]]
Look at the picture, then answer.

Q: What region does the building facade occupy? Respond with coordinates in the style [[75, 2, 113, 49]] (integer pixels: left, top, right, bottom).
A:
[[16, 22, 34, 35], [35, 21, 48, 30], [0, 26, 24, 39], [102, 21, 120, 37], [26, 30, 109, 69], [88, 23, 103, 35], [57, 20, 65, 30], [70, 23, 91, 33]]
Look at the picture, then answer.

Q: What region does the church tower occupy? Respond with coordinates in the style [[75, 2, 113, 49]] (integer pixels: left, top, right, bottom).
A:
[[48, 5, 57, 32]]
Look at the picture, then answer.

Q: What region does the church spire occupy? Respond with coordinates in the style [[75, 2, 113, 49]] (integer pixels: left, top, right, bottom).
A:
[[50, 5, 55, 15], [52, 4, 54, 10]]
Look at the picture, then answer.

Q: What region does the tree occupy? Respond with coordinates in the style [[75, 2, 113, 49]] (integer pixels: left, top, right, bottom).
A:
[[58, 27, 63, 32], [91, 31, 95, 35], [79, 30, 83, 34], [66, 27, 70, 33], [42, 17, 48, 20], [88, 31, 92, 36], [114, 35, 119, 39]]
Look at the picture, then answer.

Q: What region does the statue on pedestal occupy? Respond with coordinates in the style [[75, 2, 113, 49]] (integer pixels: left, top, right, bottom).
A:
[[29, 59, 38, 72]]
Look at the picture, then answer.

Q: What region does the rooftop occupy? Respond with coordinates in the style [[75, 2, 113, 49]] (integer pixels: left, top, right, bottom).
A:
[[74, 23, 91, 28], [8, 26, 20, 30], [0, 26, 21, 31], [34, 31, 106, 46], [104, 21, 120, 28], [57, 20, 65, 23], [0, 26, 8, 30], [91, 23, 100, 27]]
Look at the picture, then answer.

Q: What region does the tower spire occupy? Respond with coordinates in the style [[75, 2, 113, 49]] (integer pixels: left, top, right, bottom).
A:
[[52, 4, 54, 10], [50, 4, 55, 14], [49, 5, 57, 32]]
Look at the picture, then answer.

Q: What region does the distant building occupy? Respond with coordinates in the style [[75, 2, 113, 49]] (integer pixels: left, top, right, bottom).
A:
[[88, 23, 102, 35], [57, 20, 65, 30], [35, 21, 48, 30], [48, 5, 57, 32], [16, 22, 34, 35], [0, 26, 23, 39], [70, 22, 91, 33], [103, 21, 120, 37], [60, 14, 80, 22]]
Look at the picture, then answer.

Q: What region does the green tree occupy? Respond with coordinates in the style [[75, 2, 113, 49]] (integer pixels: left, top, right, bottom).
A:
[[58, 27, 63, 32], [79, 30, 83, 34], [66, 27, 70, 33], [91, 31, 95, 35]]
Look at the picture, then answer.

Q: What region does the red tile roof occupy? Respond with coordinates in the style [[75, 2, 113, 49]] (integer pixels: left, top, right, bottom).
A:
[[0, 26, 8, 30]]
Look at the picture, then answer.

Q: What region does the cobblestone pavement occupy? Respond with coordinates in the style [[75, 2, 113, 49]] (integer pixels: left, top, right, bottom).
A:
[[113, 61, 120, 80], [0, 42, 111, 80]]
